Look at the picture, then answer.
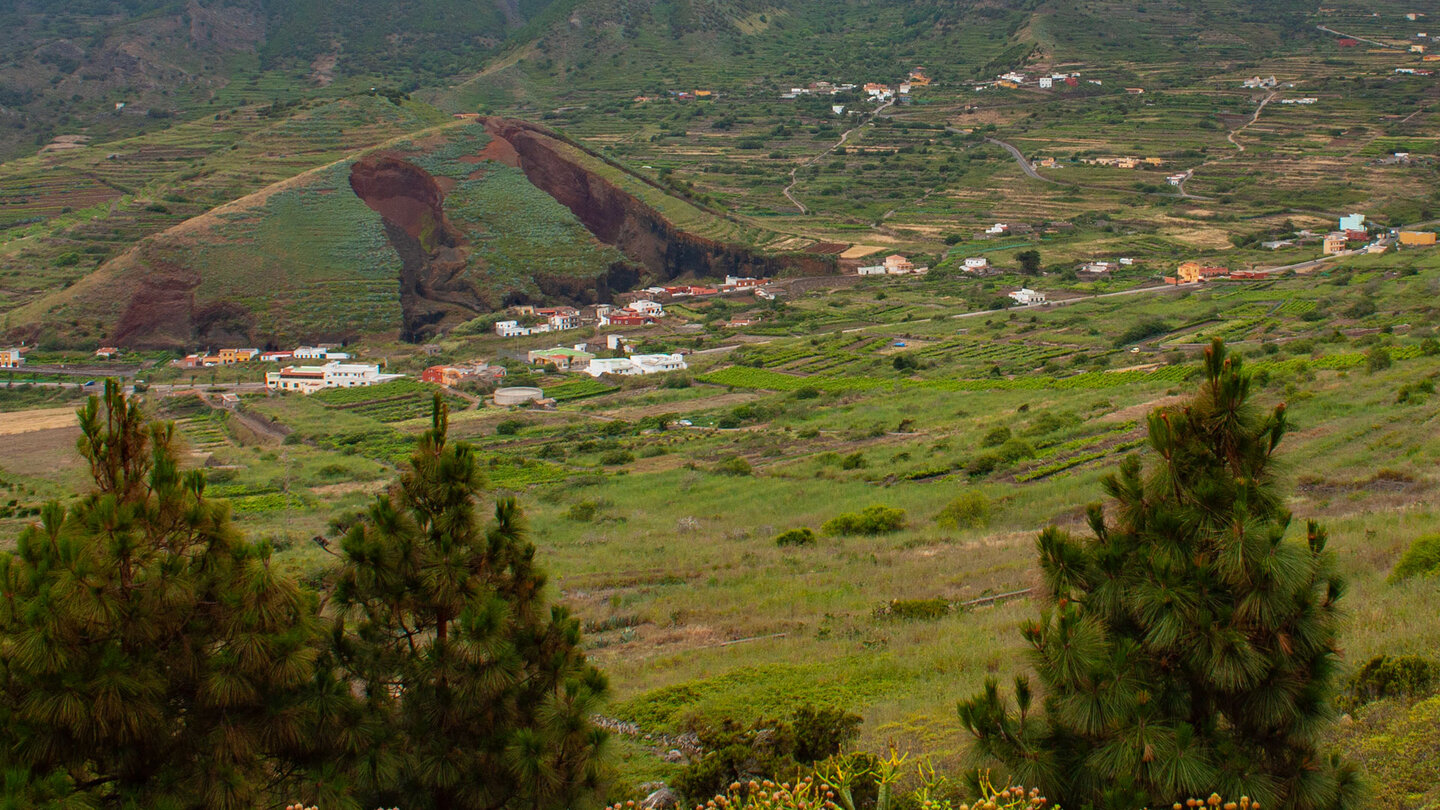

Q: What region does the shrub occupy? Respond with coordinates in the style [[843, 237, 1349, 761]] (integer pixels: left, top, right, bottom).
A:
[[775, 528, 817, 547], [566, 501, 602, 522], [840, 452, 867, 470], [997, 438, 1035, 462], [791, 705, 862, 764], [822, 505, 906, 536], [661, 374, 693, 389], [495, 419, 526, 435], [793, 386, 821, 400], [980, 425, 1012, 447], [878, 597, 950, 621], [1366, 346, 1392, 373], [599, 450, 634, 466], [1344, 654, 1439, 708], [965, 453, 1001, 477], [936, 491, 991, 530], [714, 456, 753, 476], [1389, 533, 1440, 581]]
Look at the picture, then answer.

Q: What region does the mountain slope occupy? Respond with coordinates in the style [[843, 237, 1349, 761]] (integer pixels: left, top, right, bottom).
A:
[[0, 0, 565, 160], [9, 118, 831, 348]]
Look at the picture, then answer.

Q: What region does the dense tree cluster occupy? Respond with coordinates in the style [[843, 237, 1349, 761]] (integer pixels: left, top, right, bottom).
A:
[[0, 382, 605, 809]]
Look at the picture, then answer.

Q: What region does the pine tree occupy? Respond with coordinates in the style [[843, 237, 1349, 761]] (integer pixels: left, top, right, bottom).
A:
[[333, 397, 608, 810], [958, 341, 1358, 810], [0, 381, 328, 809]]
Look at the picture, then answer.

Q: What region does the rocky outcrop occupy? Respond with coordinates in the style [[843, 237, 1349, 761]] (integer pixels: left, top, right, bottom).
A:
[[481, 118, 836, 282], [349, 154, 485, 342]]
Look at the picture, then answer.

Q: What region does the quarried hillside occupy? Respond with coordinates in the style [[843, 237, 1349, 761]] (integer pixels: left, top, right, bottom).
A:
[[8, 119, 834, 348]]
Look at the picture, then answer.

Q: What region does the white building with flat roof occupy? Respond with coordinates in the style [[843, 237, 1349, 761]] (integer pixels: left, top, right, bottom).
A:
[[584, 353, 688, 378], [1009, 288, 1046, 306], [265, 362, 403, 394]]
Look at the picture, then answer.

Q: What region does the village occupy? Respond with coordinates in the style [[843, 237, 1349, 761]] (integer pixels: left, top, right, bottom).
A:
[[3, 220, 1434, 405]]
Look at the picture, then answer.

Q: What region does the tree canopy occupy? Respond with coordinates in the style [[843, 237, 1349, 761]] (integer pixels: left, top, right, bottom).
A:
[[0, 381, 327, 809], [332, 397, 609, 810], [958, 340, 1358, 810]]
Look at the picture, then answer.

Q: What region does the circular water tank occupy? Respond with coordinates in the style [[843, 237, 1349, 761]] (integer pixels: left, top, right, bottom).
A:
[[493, 386, 544, 406]]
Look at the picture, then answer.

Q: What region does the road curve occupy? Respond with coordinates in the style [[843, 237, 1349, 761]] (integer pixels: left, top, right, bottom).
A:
[[986, 136, 1060, 184]]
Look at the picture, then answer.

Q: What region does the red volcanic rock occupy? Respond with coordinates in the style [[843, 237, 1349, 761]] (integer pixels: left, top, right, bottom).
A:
[[349, 154, 462, 249], [481, 117, 835, 281]]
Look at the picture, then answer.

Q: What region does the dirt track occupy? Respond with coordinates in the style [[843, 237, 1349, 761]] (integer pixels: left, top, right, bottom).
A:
[[0, 407, 79, 436]]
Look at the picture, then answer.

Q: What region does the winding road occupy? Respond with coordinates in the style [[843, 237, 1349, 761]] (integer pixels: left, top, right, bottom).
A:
[[986, 137, 1059, 184], [980, 132, 1206, 200], [782, 99, 894, 214], [1176, 90, 1276, 200]]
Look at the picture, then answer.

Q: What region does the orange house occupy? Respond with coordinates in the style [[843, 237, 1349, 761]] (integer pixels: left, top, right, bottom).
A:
[[1399, 231, 1437, 246]]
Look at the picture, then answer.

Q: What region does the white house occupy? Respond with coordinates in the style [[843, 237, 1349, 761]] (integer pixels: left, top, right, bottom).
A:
[[1038, 77, 1053, 89], [584, 353, 688, 378], [985, 223, 1009, 235], [494, 320, 553, 337], [606, 334, 629, 351], [585, 357, 638, 377], [265, 362, 403, 394], [1119, 257, 1135, 266], [1339, 213, 1366, 231], [628, 300, 665, 317], [1009, 288, 1046, 306], [832, 105, 846, 115], [963, 257, 989, 272], [292, 346, 350, 361]]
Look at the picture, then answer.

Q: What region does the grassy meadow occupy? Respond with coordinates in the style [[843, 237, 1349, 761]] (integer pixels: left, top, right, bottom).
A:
[[6, 249, 1440, 799]]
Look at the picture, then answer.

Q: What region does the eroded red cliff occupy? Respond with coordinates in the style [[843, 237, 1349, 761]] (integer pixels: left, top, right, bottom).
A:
[[481, 117, 836, 281]]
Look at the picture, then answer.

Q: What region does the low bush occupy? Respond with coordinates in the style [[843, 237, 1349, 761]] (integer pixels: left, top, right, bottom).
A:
[[714, 457, 753, 476], [840, 452, 866, 470], [1344, 654, 1439, 709], [494, 419, 527, 435], [566, 501, 604, 522], [877, 598, 950, 621], [822, 505, 906, 536], [775, 528, 816, 547], [980, 426, 1011, 447], [1389, 533, 1440, 581], [935, 491, 990, 530], [670, 705, 862, 802], [599, 450, 634, 466], [965, 454, 1001, 477]]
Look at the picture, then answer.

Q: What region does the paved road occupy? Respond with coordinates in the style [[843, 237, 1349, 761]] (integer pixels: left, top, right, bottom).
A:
[[982, 133, 1200, 201], [985, 137, 1058, 183]]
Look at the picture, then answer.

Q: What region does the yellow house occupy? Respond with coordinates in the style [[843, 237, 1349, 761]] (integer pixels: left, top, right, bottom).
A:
[[1323, 233, 1349, 255], [0, 348, 23, 368], [1399, 231, 1437, 246], [217, 348, 260, 364], [1176, 261, 1203, 283]]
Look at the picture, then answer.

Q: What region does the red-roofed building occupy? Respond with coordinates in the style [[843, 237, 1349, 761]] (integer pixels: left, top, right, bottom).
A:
[[1337, 38, 1360, 47], [606, 314, 652, 327]]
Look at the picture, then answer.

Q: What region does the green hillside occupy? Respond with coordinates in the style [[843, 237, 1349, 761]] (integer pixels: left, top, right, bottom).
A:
[[10, 123, 639, 347]]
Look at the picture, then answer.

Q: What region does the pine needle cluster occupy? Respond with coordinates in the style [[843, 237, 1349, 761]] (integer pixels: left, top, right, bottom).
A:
[[959, 341, 1359, 810]]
